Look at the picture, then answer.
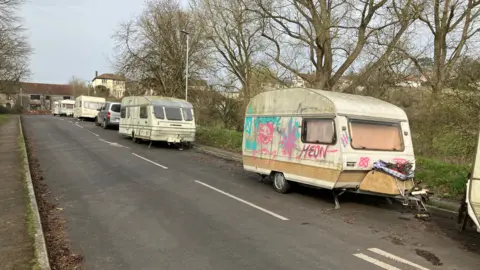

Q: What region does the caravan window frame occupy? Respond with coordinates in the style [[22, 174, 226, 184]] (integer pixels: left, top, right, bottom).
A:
[[120, 106, 126, 118], [139, 106, 148, 119], [164, 107, 183, 121], [182, 108, 193, 121], [301, 117, 337, 145], [153, 106, 165, 119], [348, 119, 405, 152]]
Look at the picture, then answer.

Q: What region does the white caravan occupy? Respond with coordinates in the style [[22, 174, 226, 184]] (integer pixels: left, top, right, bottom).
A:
[[119, 96, 196, 146], [243, 88, 427, 209], [74, 95, 105, 120], [52, 101, 59, 116], [59, 100, 75, 117]]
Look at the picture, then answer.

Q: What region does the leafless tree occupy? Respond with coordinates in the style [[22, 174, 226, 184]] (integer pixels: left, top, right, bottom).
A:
[[0, 0, 31, 92], [193, 0, 273, 103], [400, 0, 480, 95], [250, 0, 423, 90], [113, 0, 209, 98], [68, 76, 90, 97]]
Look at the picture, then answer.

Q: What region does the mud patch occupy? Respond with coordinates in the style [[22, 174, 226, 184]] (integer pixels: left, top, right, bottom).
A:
[[23, 120, 84, 270], [415, 249, 443, 266], [383, 235, 405, 246]]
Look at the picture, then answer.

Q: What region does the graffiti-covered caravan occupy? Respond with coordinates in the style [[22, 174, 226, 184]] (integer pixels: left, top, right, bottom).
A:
[[242, 88, 415, 196]]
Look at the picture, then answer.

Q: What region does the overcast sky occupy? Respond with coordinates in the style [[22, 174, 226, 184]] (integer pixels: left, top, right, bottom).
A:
[[22, 0, 187, 85]]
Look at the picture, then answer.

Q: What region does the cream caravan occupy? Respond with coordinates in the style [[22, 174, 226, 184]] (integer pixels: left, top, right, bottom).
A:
[[51, 101, 59, 116], [119, 96, 195, 147], [59, 100, 75, 117], [74, 95, 105, 120], [243, 88, 424, 208]]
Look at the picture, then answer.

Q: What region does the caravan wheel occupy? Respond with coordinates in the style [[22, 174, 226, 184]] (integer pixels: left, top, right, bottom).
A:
[[273, 172, 292, 194]]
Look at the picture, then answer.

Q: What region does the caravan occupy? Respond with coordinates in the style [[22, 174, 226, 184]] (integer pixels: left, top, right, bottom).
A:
[[51, 101, 59, 116], [243, 88, 425, 209], [119, 96, 195, 146], [74, 95, 105, 120], [59, 100, 75, 117]]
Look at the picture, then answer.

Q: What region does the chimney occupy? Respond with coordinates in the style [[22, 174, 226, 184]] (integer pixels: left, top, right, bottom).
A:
[[95, 71, 98, 78]]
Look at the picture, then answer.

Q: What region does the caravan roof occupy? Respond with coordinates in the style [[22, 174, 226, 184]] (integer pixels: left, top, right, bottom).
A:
[[246, 88, 407, 121], [122, 96, 193, 109]]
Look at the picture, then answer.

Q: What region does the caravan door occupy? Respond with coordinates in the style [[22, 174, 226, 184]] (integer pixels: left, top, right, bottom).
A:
[[468, 128, 480, 232]]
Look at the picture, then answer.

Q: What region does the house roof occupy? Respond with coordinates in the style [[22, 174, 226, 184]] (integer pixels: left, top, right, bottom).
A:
[[93, 73, 126, 81], [20, 82, 73, 96]]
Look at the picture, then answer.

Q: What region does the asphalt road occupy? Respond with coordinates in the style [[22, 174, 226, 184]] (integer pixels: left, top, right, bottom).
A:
[[22, 115, 480, 270]]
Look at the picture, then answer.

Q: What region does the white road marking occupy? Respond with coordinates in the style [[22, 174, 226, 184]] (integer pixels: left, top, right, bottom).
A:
[[194, 180, 289, 221], [75, 122, 83, 128], [354, 253, 401, 270], [132, 153, 168, 169], [88, 130, 99, 137], [99, 138, 129, 149], [368, 248, 430, 270]]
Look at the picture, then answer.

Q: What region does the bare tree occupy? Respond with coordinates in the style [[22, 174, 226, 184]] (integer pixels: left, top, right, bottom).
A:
[[0, 0, 31, 92], [113, 0, 209, 99], [68, 76, 90, 97], [250, 0, 423, 90], [193, 0, 271, 104], [402, 0, 480, 94]]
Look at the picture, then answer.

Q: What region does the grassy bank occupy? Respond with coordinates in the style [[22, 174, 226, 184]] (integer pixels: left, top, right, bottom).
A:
[[195, 126, 469, 199], [0, 114, 8, 125]]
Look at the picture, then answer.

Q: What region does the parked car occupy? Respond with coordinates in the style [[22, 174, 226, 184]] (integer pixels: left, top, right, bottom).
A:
[[95, 102, 121, 129]]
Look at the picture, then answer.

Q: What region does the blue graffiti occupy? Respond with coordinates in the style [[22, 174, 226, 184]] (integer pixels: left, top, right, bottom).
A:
[[244, 117, 253, 135], [254, 117, 280, 130]]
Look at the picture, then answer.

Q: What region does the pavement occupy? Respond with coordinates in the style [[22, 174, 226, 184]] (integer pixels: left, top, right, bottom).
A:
[[22, 115, 480, 270], [0, 115, 35, 269]]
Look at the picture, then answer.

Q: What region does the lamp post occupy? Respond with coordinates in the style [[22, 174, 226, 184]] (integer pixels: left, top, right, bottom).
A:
[[180, 30, 189, 101]]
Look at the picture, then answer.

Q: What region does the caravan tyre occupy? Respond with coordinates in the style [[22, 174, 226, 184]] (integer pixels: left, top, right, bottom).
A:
[[273, 172, 291, 194]]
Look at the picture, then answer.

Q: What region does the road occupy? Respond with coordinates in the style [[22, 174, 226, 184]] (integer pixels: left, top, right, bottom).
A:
[[22, 115, 479, 270]]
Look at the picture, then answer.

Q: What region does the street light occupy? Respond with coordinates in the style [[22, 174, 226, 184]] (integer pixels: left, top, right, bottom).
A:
[[180, 30, 189, 101]]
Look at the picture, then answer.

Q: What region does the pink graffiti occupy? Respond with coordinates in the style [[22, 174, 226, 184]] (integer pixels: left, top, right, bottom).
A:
[[252, 149, 277, 160], [393, 158, 407, 164], [297, 145, 338, 160], [358, 157, 370, 168], [257, 123, 274, 145], [280, 119, 299, 159]]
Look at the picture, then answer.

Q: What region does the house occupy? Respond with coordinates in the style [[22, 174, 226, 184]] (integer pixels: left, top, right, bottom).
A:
[[0, 82, 74, 111], [20, 83, 73, 110], [91, 71, 126, 98]]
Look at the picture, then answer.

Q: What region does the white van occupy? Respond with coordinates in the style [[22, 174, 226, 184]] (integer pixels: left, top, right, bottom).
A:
[[74, 95, 106, 120], [119, 96, 195, 146], [243, 88, 418, 206], [59, 100, 75, 117], [52, 101, 59, 116]]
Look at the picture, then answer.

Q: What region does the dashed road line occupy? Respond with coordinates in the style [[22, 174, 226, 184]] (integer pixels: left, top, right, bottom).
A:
[[354, 253, 401, 270], [132, 153, 168, 169], [99, 138, 129, 149], [368, 248, 430, 270], [87, 130, 99, 137], [354, 248, 430, 270], [194, 180, 289, 221], [75, 122, 83, 128]]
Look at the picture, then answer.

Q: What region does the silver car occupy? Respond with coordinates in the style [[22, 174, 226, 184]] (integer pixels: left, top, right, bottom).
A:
[[95, 102, 121, 129]]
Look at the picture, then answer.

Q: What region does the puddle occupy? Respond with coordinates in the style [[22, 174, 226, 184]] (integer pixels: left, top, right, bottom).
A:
[[415, 249, 443, 266]]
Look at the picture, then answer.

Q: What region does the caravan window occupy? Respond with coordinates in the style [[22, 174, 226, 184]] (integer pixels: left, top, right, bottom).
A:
[[302, 118, 336, 144], [182, 108, 193, 121], [139, 106, 148, 119], [120, 107, 126, 118], [84, 102, 102, 110], [65, 104, 74, 109], [349, 120, 404, 151], [164, 107, 182, 121], [153, 106, 165, 119]]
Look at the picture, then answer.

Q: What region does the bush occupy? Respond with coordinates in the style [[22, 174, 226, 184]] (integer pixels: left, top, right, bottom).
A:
[[0, 105, 9, 114], [415, 157, 469, 199], [196, 126, 243, 153]]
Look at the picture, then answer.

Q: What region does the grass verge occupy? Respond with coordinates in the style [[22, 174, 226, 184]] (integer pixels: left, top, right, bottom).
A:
[[195, 126, 469, 200], [18, 122, 41, 270], [0, 114, 9, 125]]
